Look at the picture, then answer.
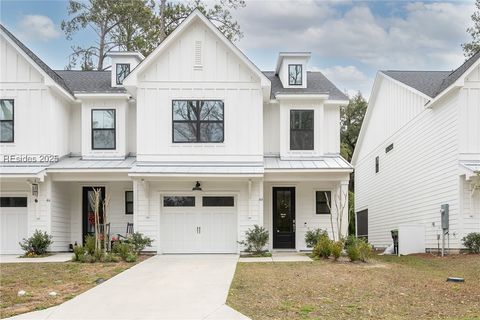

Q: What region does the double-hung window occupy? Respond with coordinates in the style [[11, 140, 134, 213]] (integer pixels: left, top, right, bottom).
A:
[[172, 100, 224, 143], [125, 191, 133, 215], [288, 64, 302, 85], [92, 109, 116, 150], [116, 63, 130, 85], [0, 99, 14, 143], [290, 110, 314, 150], [315, 191, 331, 214]]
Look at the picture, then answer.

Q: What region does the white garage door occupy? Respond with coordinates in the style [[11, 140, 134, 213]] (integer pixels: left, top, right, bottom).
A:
[[161, 195, 237, 253], [1, 197, 28, 254]]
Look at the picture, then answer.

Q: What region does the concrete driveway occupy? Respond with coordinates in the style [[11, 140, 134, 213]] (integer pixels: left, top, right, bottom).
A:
[[8, 255, 249, 320]]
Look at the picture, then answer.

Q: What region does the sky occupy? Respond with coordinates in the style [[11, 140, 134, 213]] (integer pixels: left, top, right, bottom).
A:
[[0, 0, 475, 98]]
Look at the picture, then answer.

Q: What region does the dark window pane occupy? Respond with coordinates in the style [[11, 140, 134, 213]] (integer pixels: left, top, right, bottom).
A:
[[202, 196, 234, 207], [357, 209, 368, 240], [290, 110, 314, 150], [173, 123, 197, 142], [289, 64, 302, 85], [290, 130, 313, 150], [0, 197, 27, 207], [126, 191, 133, 202], [199, 101, 223, 120], [0, 100, 13, 120], [173, 101, 197, 121], [116, 64, 130, 85], [316, 191, 331, 214], [0, 122, 13, 142], [126, 202, 134, 214], [375, 156, 380, 173], [291, 110, 313, 129], [93, 129, 115, 149], [92, 110, 115, 129], [200, 123, 223, 142], [163, 196, 195, 207]]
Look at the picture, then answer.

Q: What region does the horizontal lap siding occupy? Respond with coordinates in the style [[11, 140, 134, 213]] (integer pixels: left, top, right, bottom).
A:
[[355, 91, 461, 249]]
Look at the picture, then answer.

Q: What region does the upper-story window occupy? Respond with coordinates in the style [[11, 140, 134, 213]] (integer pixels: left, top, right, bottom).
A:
[[290, 110, 313, 150], [116, 63, 130, 85], [288, 64, 302, 86], [0, 99, 14, 143], [375, 156, 380, 173], [92, 109, 116, 150], [172, 100, 224, 143]]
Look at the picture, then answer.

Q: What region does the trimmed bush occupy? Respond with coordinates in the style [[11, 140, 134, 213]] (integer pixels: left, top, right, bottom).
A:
[[346, 242, 360, 261], [313, 234, 332, 259], [305, 228, 328, 248], [462, 232, 480, 254], [19, 230, 53, 256], [113, 242, 136, 262], [84, 235, 96, 255], [331, 241, 343, 260], [358, 240, 373, 262], [72, 245, 86, 261], [346, 236, 372, 262], [238, 225, 269, 255], [129, 232, 153, 254]]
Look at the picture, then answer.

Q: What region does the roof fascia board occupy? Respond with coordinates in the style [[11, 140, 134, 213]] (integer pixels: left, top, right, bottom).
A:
[[75, 93, 131, 99], [275, 93, 330, 101]]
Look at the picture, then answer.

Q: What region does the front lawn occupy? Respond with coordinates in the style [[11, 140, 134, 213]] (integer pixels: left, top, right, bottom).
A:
[[228, 254, 480, 320], [0, 256, 148, 319]]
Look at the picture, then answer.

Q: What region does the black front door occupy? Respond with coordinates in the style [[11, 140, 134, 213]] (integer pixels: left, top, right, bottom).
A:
[[82, 186, 105, 243], [273, 187, 295, 249]]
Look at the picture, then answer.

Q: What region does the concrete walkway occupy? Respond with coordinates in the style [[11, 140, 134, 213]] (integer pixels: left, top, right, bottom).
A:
[[8, 254, 249, 320], [238, 252, 312, 263], [0, 253, 72, 263]]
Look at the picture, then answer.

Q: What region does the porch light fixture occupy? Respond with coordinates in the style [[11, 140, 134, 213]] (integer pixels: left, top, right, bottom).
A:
[[192, 181, 202, 191]]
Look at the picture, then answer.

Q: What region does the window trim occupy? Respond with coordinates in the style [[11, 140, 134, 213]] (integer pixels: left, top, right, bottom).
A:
[[116, 63, 130, 85], [91, 109, 116, 150], [0, 99, 14, 143], [314, 190, 332, 215], [375, 156, 380, 173], [288, 64, 303, 86], [290, 109, 314, 151], [125, 190, 133, 215], [171, 100, 224, 144]]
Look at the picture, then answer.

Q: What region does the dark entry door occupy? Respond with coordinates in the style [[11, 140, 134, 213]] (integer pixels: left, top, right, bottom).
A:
[[82, 186, 106, 243], [273, 187, 296, 249]]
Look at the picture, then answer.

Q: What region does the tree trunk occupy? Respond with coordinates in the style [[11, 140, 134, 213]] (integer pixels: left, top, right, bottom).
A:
[[159, 0, 167, 42], [97, 25, 106, 70]]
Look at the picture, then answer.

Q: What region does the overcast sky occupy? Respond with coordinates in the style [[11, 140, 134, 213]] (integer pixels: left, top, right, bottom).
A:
[[0, 0, 475, 98]]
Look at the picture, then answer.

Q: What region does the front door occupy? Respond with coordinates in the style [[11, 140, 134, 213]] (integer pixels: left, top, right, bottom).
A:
[[82, 187, 106, 243], [273, 187, 296, 249]]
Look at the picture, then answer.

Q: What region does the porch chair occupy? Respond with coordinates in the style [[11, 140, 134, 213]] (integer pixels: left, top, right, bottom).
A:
[[117, 222, 134, 241]]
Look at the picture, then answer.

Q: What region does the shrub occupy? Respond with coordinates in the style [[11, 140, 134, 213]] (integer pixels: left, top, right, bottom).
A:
[[129, 232, 153, 254], [358, 240, 373, 262], [305, 228, 328, 248], [313, 234, 332, 259], [19, 230, 53, 255], [331, 241, 343, 260], [462, 232, 480, 254], [346, 242, 360, 261], [125, 253, 137, 263], [238, 225, 269, 255], [84, 235, 96, 255], [72, 245, 86, 261], [102, 253, 120, 263], [113, 242, 136, 262]]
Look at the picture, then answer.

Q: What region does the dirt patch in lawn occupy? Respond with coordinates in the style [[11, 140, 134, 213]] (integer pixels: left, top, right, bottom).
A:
[[0, 255, 149, 319], [227, 254, 480, 320]]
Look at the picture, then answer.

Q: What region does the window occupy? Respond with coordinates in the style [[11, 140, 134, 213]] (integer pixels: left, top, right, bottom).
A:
[[356, 209, 368, 241], [172, 100, 224, 143], [163, 196, 195, 207], [116, 63, 130, 85], [0, 99, 14, 143], [202, 196, 234, 207], [92, 109, 116, 150], [290, 110, 314, 150], [385, 143, 394, 153], [375, 156, 379, 173], [0, 197, 27, 207], [125, 191, 133, 215], [315, 191, 331, 214], [288, 64, 302, 85]]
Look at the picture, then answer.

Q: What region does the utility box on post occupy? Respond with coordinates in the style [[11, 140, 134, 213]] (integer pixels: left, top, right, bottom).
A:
[[441, 204, 449, 230]]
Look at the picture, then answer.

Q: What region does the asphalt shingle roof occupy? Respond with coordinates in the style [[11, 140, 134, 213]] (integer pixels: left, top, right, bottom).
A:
[[54, 70, 126, 94], [263, 71, 348, 100], [0, 24, 74, 96], [382, 51, 480, 98]]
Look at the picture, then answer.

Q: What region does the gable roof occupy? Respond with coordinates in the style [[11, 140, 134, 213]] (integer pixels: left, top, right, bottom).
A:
[[0, 24, 74, 97], [55, 70, 126, 94], [264, 71, 348, 100], [382, 51, 480, 99]]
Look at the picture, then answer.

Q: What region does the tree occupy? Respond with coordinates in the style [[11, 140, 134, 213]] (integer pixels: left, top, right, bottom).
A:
[[62, 0, 246, 70], [463, 0, 480, 57], [340, 92, 368, 162]]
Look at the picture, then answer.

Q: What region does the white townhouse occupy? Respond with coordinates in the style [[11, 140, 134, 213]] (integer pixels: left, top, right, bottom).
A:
[[0, 10, 352, 255], [353, 53, 480, 251]]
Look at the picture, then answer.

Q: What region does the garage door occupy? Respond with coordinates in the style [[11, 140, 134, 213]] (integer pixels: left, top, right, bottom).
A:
[[1, 197, 28, 254], [161, 195, 237, 253]]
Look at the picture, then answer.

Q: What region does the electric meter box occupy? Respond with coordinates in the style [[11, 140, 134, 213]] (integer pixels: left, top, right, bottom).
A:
[[441, 204, 449, 230]]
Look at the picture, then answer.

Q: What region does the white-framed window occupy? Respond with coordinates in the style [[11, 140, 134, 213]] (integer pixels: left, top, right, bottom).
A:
[[288, 64, 302, 85], [116, 63, 130, 85], [91, 109, 116, 150], [0, 99, 14, 143], [290, 109, 314, 150]]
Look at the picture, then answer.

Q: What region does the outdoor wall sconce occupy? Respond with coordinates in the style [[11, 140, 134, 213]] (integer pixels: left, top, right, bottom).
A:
[[192, 181, 202, 191]]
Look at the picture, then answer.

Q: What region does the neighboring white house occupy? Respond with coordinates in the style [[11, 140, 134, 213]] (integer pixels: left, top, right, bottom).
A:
[[353, 53, 480, 251], [0, 10, 351, 254]]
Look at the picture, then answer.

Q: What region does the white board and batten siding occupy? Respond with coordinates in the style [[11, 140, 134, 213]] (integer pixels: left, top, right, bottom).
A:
[[135, 21, 263, 163], [355, 77, 463, 249], [459, 65, 480, 157]]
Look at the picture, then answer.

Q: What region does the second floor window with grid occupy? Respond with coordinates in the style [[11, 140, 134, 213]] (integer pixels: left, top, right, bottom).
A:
[[290, 110, 314, 150], [92, 109, 116, 150], [288, 64, 302, 85], [116, 64, 130, 85], [0, 99, 14, 143], [172, 100, 224, 143]]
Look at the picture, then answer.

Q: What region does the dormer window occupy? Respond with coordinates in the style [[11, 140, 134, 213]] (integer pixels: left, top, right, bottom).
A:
[[288, 64, 302, 86], [116, 63, 130, 85]]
